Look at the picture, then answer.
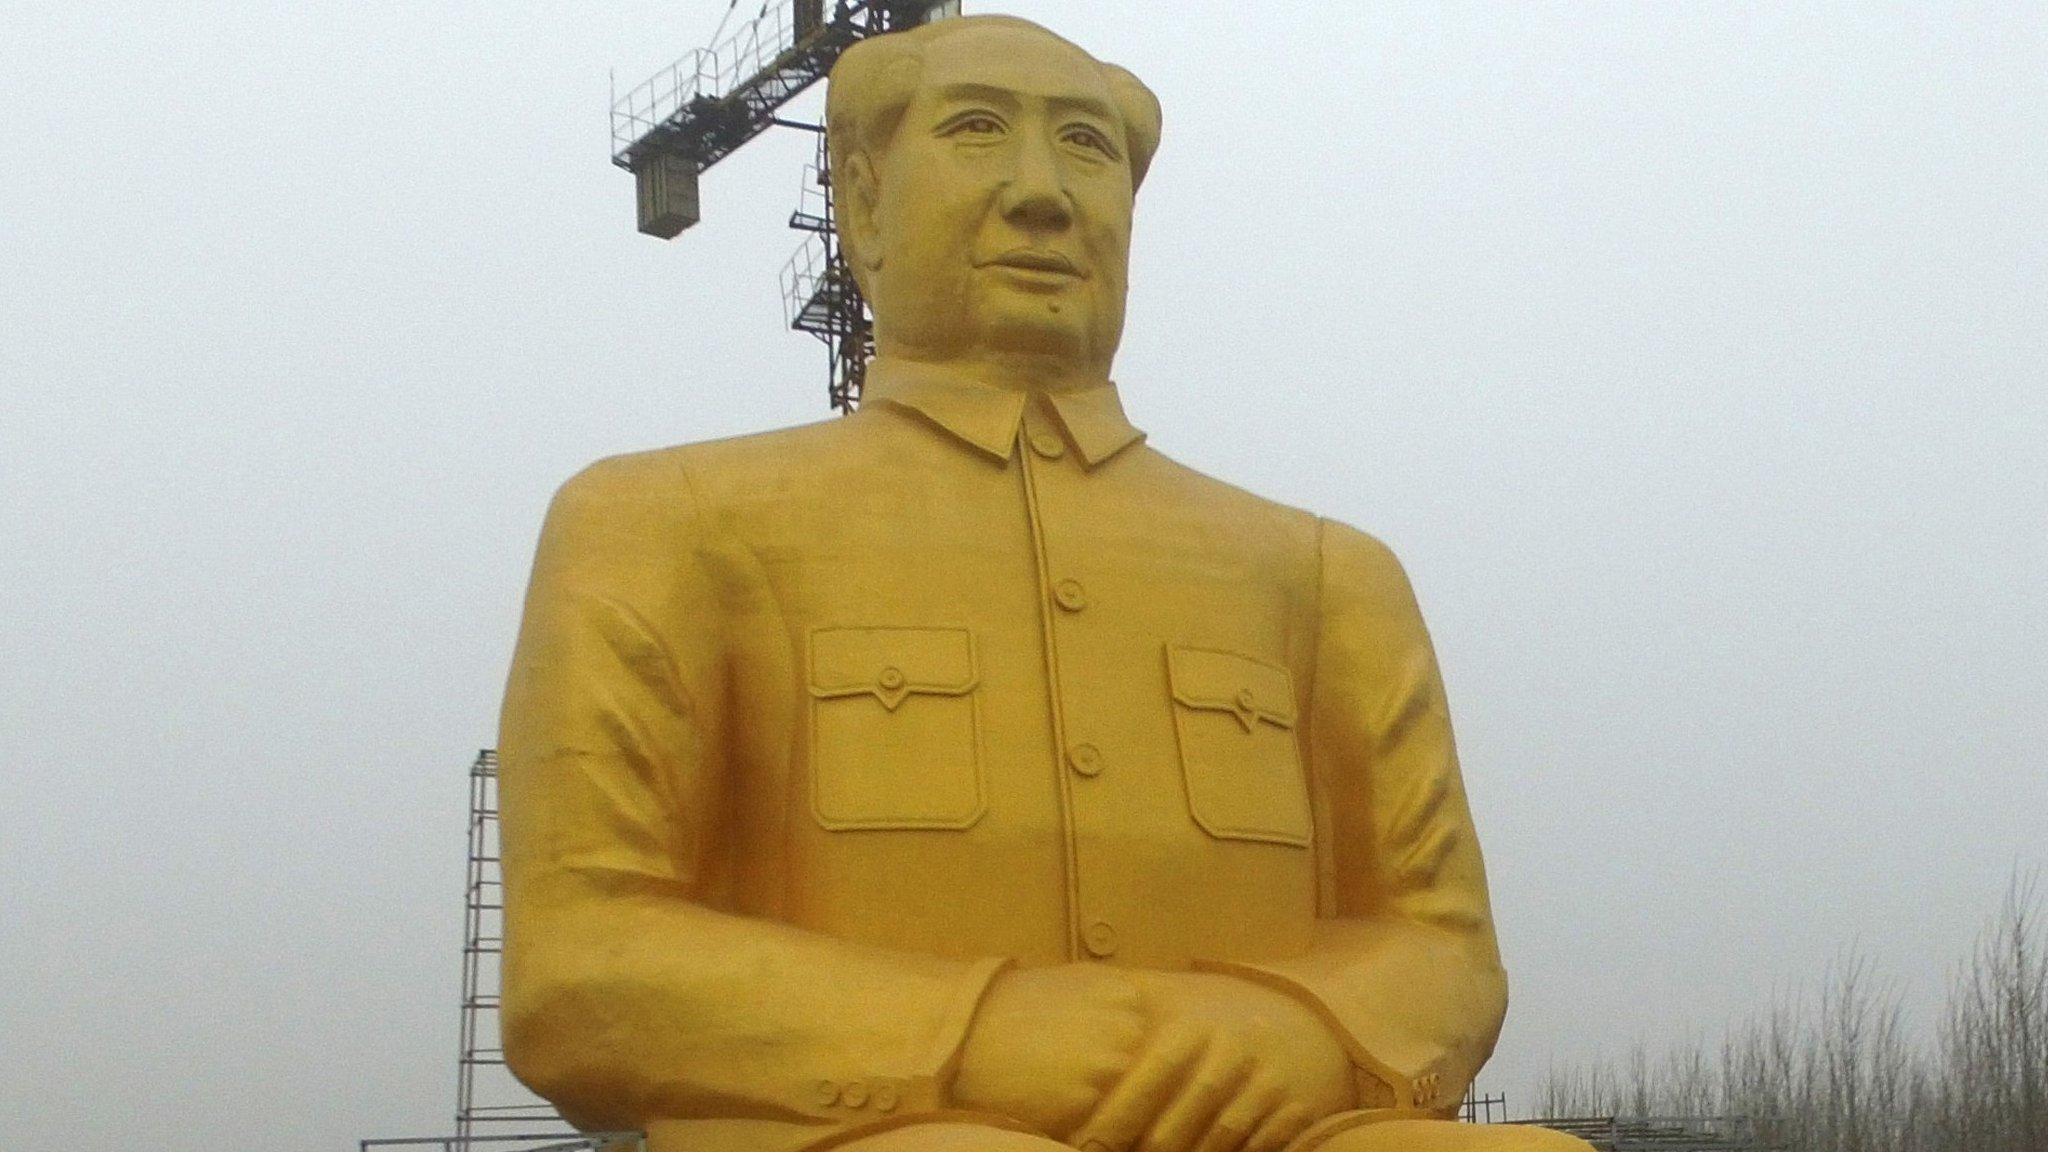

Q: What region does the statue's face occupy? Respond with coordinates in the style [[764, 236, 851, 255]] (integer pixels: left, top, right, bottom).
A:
[[857, 24, 1136, 373]]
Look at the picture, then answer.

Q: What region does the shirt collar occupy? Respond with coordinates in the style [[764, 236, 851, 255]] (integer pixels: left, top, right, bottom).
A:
[[862, 356, 1146, 469]]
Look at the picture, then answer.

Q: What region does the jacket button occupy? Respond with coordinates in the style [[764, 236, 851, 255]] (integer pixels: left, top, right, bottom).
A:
[[1029, 430, 1066, 459], [1414, 1073, 1441, 1105], [873, 1080, 900, 1112], [879, 666, 906, 691], [1236, 687, 1257, 711], [1054, 579, 1088, 612], [1068, 743, 1103, 777], [1083, 919, 1118, 958], [814, 1079, 841, 1107], [840, 1080, 870, 1108]]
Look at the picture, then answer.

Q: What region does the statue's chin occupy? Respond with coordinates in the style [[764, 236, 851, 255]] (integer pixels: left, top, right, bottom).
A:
[[976, 306, 1100, 364], [873, 297, 1115, 374]]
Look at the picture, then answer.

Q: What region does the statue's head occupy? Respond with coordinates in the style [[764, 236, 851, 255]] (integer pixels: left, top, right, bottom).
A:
[[827, 16, 1161, 382]]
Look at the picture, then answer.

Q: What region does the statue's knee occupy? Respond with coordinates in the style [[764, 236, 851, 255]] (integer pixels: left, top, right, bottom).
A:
[[834, 1122, 1068, 1152], [1486, 1125, 1598, 1152], [1313, 1119, 1597, 1152]]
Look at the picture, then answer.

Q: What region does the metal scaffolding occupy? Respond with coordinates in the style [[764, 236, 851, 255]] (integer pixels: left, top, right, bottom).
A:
[[361, 751, 641, 1151], [363, 1136, 641, 1152], [781, 131, 873, 410], [454, 751, 580, 1145]]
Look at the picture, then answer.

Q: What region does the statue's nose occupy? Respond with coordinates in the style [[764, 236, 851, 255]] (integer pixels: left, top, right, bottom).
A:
[[998, 134, 1074, 232]]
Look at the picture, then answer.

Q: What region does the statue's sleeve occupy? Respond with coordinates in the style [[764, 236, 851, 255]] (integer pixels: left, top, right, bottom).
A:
[[497, 454, 1010, 1134], [1197, 518, 1507, 1115]]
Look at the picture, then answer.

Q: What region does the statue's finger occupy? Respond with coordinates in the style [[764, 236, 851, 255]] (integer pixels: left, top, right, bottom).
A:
[[1242, 1101, 1315, 1152], [1138, 1040, 1256, 1152], [1074, 1022, 1209, 1152], [1194, 1077, 1287, 1152]]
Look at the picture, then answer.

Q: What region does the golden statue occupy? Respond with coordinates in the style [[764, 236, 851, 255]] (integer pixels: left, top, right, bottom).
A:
[[500, 16, 1589, 1152]]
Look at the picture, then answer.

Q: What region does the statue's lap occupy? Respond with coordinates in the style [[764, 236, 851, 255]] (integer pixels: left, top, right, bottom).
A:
[[1306, 1120, 1595, 1152], [827, 1120, 1594, 1152]]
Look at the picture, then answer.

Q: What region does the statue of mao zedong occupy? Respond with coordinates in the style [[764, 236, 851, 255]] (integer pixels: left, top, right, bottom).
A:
[[500, 15, 1588, 1152]]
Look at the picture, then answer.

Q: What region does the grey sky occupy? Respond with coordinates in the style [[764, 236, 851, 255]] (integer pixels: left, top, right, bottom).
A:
[[2, 2, 2043, 1148]]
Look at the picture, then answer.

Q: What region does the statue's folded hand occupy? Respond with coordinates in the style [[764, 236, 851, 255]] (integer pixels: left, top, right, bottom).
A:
[[951, 964, 1150, 1138], [1071, 972, 1354, 1152]]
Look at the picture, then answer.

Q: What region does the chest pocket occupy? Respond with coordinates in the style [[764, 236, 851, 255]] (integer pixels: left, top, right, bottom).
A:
[[1167, 645, 1314, 847], [808, 626, 985, 831]]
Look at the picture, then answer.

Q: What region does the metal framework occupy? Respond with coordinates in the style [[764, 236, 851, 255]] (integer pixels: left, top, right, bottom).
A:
[[780, 130, 872, 410], [363, 752, 641, 1151], [1460, 1090, 1510, 1125], [612, 1, 963, 411], [1453, 1092, 1770, 1151], [1516, 1116, 1767, 1152], [454, 750, 578, 1145], [362, 1135, 642, 1152]]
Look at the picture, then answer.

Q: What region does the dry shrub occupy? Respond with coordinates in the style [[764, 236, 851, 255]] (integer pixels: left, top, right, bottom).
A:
[[1537, 874, 2045, 1152]]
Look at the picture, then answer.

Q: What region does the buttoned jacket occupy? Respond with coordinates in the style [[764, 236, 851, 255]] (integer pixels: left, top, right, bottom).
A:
[[499, 359, 1507, 1152]]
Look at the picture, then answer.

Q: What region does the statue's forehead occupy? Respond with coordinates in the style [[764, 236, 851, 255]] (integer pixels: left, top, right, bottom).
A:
[[912, 26, 1114, 109]]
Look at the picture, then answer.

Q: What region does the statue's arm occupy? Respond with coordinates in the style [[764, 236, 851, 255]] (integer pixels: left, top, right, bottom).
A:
[[1198, 518, 1507, 1115], [496, 456, 1009, 1132]]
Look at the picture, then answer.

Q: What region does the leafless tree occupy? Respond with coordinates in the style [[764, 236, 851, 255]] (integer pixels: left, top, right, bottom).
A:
[[1536, 872, 2044, 1152]]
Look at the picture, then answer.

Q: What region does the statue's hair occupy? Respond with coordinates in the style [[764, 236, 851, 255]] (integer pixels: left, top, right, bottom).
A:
[[825, 15, 1162, 197]]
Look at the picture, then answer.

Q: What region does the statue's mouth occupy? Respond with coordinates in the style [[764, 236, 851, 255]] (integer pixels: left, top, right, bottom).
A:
[[983, 249, 1084, 278]]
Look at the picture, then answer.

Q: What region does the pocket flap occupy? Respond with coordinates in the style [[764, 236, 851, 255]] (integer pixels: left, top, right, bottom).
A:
[[810, 627, 978, 711], [1167, 645, 1298, 732]]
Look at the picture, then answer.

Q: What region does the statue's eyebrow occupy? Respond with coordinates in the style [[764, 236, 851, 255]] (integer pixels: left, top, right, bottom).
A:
[[928, 82, 1117, 125], [1045, 93, 1118, 124], [930, 82, 1023, 112]]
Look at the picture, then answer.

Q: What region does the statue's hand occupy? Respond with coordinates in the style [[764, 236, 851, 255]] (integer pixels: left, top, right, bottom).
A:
[[951, 964, 1149, 1138], [1071, 971, 1353, 1152]]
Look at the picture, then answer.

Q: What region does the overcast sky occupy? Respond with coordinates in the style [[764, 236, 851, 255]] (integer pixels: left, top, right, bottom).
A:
[[3, 2, 2044, 1149]]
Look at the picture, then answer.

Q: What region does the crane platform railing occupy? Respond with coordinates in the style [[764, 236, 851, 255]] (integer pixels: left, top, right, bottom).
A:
[[612, 1, 854, 174], [782, 235, 863, 338]]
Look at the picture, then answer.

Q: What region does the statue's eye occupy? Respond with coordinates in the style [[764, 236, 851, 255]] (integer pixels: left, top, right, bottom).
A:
[[1061, 125, 1116, 158], [943, 113, 1006, 138]]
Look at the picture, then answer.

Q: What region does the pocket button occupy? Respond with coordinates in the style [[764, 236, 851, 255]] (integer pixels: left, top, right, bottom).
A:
[[1054, 579, 1088, 612], [1083, 919, 1118, 958], [1068, 742, 1103, 778]]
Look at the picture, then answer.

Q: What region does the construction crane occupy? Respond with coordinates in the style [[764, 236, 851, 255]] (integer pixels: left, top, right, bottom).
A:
[[612, 1, 963, 411]]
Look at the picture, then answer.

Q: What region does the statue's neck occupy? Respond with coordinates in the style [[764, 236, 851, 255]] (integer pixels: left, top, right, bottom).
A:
[[876, 347, 1113, 395]]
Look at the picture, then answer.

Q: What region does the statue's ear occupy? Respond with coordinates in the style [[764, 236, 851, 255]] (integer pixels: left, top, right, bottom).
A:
[[837, 151, 885, 282]]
